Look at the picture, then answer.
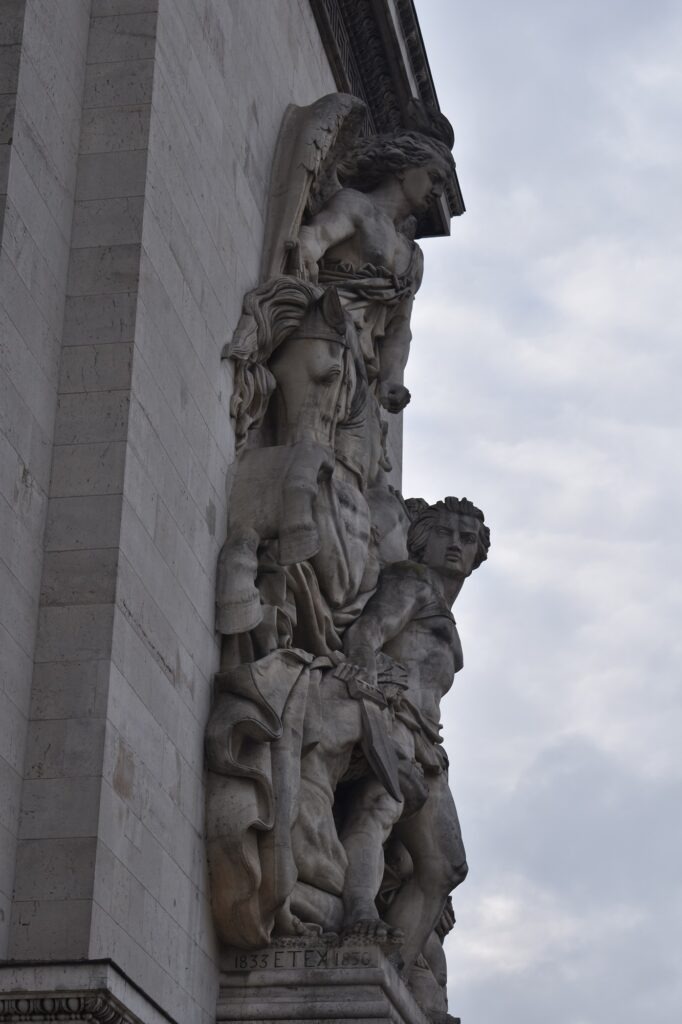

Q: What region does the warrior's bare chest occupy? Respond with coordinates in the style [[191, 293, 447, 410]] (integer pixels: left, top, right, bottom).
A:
[[338, 217, 412, 275], [387, 616, 462, 679]]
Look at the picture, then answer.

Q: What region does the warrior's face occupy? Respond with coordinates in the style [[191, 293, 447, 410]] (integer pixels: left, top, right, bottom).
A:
[[399, 158, 447, 214], [421, 512, 481, 580]]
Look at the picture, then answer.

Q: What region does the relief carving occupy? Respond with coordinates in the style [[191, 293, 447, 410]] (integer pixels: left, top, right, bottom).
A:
[[206, 92, 490, 1023]]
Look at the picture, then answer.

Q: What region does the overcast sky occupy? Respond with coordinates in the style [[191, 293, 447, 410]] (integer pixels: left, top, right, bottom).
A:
[[404, 2, 682, 1021]]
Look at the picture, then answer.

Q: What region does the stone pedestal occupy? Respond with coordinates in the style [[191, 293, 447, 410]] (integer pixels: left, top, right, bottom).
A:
[[216, 939, 431, 1024]]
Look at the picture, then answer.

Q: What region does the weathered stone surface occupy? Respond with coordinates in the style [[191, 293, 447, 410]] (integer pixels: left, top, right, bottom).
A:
[[206, 92, 487, 1024]]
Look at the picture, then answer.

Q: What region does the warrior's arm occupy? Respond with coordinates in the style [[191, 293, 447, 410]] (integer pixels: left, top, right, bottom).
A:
[[343, 574, 422, 684], [377, 247, 423, 412], [376, 296, 414, 411]]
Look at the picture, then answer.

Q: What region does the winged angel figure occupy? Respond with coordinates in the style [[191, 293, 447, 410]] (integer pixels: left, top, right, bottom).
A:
[[217, 93, 458, 638], [242, 92, 457, 414]]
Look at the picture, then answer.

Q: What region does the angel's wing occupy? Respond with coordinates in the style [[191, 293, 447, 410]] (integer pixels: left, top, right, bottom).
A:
[[260, 93, 366, 282]]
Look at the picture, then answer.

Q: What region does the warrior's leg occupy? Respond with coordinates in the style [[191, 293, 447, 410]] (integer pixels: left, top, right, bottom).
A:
[[279, 442, 333, 565], [291, 676, 362, 900], [388, 772, 468, 972], [340, 776, 404, 937]]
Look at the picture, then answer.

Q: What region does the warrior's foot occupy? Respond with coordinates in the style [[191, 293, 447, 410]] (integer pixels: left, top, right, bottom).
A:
[[274, 905, 323, 938], [295, 920, 324, 937], [342, 912, 403, 942]]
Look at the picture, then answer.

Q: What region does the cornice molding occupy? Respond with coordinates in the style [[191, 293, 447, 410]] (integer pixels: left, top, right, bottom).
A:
[[0, 993, 137, 1024], [0, 962, 176, 1024], [308, 0, 465, 235]]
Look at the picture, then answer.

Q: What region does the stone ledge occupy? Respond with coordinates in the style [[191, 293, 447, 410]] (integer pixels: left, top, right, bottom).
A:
[[0, 962, 176, 1024]]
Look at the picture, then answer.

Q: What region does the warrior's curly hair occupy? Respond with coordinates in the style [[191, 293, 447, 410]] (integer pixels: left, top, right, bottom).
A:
[[336, 131, 456, 193], [405, 496, 490, 571]]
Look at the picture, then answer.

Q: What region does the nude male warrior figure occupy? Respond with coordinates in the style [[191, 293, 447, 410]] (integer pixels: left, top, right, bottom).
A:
[[291, 497, 490, 973]]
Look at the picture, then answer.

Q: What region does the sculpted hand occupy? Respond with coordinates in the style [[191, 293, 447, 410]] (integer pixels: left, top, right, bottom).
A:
[[378, 381, 411, 413], [350, 655, 376, 688], [342, 642, 378, 687]]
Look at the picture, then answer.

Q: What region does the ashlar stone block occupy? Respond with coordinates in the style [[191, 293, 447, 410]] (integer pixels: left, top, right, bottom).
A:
[[87, 12, 158, 64], [75, 149, 148, 202], [67, 242, 141, 296], [71, 197, 144, 249], [80, 104, 151, 155], [63, 290, 138, 345], [50, 441, 127, 498], [83, 58, 155, 109]]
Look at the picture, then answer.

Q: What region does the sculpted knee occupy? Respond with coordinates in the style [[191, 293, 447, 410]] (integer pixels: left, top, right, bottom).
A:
[[372, 790, 405, 829], [344, 781, 404, 833], [417, 850, 467, 894]]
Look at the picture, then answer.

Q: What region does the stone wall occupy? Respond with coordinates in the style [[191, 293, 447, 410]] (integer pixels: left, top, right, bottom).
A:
[[0, 0, 91, 956], [10, 0, 160, 969], [1, 1, 335, 1021]]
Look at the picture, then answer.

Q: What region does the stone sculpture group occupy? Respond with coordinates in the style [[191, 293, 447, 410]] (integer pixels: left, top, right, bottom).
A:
[[206, 93, 490, 1023]]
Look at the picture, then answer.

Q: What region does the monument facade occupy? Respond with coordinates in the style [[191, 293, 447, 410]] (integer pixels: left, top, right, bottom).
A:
[[0, 3, 487, 1024]]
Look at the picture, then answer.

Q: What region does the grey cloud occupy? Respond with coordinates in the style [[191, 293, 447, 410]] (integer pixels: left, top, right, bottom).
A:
[[405, 1, 682, 1020]]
